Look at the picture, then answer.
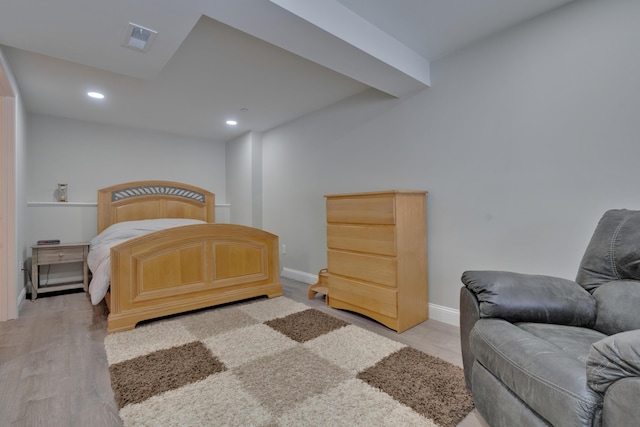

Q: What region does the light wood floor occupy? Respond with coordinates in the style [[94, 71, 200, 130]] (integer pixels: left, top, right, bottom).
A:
[[0, 278, 487, 427]]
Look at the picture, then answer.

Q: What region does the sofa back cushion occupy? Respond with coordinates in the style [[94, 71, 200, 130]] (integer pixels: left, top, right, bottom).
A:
[[576, 209, 640, 293], [592, 280, 640, 334]]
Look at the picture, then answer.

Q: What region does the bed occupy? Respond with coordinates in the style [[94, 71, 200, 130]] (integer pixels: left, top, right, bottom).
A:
[[89, 180, 282, 333]]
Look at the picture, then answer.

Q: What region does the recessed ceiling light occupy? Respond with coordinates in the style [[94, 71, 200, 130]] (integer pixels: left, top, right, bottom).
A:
[[226, 120, 238, 126], [87, 91, 105, 99]]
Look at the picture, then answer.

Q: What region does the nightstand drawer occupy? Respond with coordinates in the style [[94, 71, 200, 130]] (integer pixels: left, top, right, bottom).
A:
[[36, 247, 85, 263]]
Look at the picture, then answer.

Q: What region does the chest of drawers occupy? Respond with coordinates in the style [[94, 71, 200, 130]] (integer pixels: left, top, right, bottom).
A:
[[325, 190, 428, 332]]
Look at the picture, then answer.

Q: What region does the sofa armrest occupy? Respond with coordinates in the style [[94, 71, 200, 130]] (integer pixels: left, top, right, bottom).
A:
[[461, 270, 596, 326], [460, 286, 480, 390], [587, 329, 640, 393], [602, 376, 640, 426]]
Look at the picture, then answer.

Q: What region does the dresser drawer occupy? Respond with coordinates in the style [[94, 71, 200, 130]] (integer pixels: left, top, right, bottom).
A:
[[328, 250, 397, 287], [36, 247, 85, 264], [326, 195, 395, 225], [328, 275, 398, 319], [327, 224, 396, 256]]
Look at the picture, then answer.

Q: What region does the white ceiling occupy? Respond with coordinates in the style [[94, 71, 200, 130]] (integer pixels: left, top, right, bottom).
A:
[[0, 0, 576, 142]]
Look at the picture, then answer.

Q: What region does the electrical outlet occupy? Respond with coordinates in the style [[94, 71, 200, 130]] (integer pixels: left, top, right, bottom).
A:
[[282, 244, 286, 255], [18, 259, 23, 270]]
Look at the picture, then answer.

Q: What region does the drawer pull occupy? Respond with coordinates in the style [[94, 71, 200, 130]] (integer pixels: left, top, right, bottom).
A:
[[59, 253, 64, 257]]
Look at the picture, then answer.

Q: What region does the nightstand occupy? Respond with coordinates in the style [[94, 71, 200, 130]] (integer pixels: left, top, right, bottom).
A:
[[31, 242, 89, 300]]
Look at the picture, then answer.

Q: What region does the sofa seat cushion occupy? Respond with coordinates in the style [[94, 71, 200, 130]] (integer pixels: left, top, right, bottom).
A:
[[517, 323, 605, 364], [470, 319, 605, 427]]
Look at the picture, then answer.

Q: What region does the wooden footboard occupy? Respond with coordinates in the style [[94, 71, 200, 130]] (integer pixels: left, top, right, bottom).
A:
[[106, 223, 282, 333]]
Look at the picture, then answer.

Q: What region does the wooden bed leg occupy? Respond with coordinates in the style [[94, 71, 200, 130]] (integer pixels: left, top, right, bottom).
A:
[[107, 316, 138, 334], [308, 268, 329, 304]]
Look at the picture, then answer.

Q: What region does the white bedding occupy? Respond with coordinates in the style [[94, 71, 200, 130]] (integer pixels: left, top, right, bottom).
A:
[[87, 218, 206, 305]]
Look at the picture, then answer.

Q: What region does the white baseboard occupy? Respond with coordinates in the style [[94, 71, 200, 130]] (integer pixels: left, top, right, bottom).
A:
[[17, 286, 27, 316], [281, 267, 460, 327], [281, 267, 319, 285], [428, 303, 460, 327]]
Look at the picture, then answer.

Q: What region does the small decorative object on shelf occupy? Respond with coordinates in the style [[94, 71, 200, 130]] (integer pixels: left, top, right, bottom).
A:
[[57, 183, 68, 202]]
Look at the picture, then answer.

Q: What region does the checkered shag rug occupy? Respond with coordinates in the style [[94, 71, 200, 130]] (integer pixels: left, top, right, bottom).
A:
[[104, 297, 473, 427]]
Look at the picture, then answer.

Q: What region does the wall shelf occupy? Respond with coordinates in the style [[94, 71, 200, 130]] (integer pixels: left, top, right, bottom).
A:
[[28, 202, 97, 207], [28, 202, 231, 207]]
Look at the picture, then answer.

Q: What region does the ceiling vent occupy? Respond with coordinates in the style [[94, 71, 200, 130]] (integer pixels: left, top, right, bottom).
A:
[[122, 22, 157, 52]]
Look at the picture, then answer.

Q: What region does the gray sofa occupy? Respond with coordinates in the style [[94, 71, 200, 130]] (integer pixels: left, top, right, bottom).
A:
[[460, 209, 640, 426]]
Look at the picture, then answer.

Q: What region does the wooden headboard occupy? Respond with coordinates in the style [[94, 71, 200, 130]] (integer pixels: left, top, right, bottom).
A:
[[97, 180, 215, 233]]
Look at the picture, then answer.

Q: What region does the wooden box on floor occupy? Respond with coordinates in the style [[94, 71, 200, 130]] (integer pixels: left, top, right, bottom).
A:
[[324, 190, 428, 333]]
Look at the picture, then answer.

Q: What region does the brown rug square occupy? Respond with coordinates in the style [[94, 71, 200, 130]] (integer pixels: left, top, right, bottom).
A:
[[265, 308, 350, 342], [358, 346, 475, 427], [109, 341, 225, 408]]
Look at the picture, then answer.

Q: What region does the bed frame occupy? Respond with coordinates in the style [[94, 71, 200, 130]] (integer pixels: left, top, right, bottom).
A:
[[97, 181, 282, 333]]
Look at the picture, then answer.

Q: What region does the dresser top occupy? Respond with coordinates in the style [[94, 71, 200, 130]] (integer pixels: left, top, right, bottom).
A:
[[324, 190, 427, 198]]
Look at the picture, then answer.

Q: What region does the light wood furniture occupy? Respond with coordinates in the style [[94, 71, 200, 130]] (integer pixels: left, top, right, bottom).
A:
[[307, 268, 329, 302], [97, 180, 282, 333], [31, 242, 89, 300], [325, 190, 428, 333]]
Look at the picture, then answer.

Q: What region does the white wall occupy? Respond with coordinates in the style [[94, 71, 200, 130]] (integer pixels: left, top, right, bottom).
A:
[[250, 132, 263, 229], [262, 0, 640, 314], [226, 131, 263, 227], [226, 131, 264, 227], [27, 114, 227, 245], [15, 69, 27, 309], [0, 47, 28, 317], [226, 132, 252, 226]]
